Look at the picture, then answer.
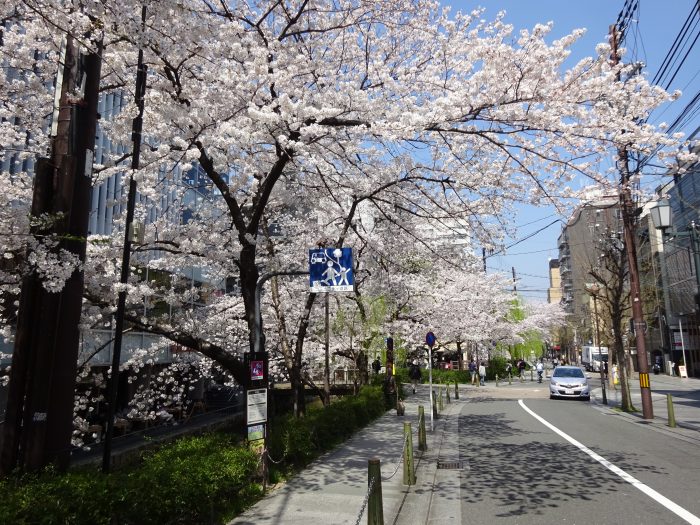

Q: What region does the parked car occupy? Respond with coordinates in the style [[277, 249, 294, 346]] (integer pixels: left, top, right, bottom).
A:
[[549, 365, 590, 401]]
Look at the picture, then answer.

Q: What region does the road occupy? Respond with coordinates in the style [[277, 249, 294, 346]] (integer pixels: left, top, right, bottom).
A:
[[450, 386, 700, 525]]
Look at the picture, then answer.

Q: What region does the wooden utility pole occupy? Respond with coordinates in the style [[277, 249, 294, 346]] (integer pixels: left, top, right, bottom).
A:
[[610, 24, 653, 419], [1, 36, 103, 473]]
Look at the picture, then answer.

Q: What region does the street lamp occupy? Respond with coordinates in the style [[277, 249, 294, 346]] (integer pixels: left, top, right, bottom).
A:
[[650, 198, 699, 377], [585, 282, 608, 405]]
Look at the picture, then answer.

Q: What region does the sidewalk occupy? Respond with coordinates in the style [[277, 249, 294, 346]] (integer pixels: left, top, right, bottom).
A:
[[229, 384, 465, 525], [590, 372, 700, 437]]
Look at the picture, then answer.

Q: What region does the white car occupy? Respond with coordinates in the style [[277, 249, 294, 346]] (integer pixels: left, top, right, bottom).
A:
[[549, 366, 590, 401]]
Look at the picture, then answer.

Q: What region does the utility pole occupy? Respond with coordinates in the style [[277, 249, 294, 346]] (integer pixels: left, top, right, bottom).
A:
[[610, 24, 653, 419], [1, 36, 103, 473], [102, 5, 148, 472]]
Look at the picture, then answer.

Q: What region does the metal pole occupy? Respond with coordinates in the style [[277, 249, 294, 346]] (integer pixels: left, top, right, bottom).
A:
[[102, 7, 147, 472], [593, 294, 607, 404], [428, 346, 434, 431], [324, 292, 330, 404], [679, 316, 688, 378], [690, 223, 700, 374]]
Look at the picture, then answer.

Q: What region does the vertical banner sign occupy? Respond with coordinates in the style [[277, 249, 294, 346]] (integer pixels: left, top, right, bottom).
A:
[[309, 248, 354, 292], [244, 352, 268, 446]]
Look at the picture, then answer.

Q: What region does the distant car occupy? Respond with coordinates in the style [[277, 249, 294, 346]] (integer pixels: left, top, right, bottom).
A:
[[549, 365, 590, 401]]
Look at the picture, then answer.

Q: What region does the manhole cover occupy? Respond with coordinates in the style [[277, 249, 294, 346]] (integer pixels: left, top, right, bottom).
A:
[[437, 460, 464, 470]]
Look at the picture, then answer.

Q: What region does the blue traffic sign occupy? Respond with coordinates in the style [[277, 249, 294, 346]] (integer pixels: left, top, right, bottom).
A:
[[426, 331, 436, 348], [309, 247, 354, 292]]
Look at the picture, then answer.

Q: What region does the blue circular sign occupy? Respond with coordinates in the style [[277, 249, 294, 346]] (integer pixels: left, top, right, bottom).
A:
[[426, 331, 436, 347]]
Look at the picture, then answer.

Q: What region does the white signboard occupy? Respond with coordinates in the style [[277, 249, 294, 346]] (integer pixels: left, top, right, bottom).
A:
[[679, 365, 688, 378], [247, 388, 268, 424]]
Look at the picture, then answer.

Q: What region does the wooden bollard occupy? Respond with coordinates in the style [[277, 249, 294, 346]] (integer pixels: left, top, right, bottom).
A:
[[403, 422, 416, 485], [667, 393, 677, 428], [445, 384, 451, 403], [454, 380, 459, 399], [418, 405, 427, 451], [368, 458, 384, 525], [432, 389, 438, 420], [496, 374, 499, 387]]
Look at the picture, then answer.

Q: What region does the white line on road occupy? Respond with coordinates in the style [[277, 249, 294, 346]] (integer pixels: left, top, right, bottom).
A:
[[519, 399, 700, 525]]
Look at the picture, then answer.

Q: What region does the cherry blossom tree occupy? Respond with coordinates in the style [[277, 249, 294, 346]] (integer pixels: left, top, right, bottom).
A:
[[0, 0, 685, 435]]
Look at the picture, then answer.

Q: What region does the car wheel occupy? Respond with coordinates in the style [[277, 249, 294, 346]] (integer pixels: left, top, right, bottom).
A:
[[582, 396, 590, 401], [550, 394, 556, 400]]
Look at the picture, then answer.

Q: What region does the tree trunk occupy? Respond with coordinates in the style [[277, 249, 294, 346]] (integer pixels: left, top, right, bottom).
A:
[[614, 332, 635, 412]]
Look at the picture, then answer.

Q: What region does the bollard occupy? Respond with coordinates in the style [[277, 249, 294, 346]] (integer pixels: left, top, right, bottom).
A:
[[418, 405, 427, 451], [403, 422, 416, 485], [396, 380, 405, 416], [454, 380, 459, 399], [667, 393, 677, 428], [438, 387, 444, 411], [446, 384, 451, 404], [530, 369, 534, 382], [508, 373, 512, 385], [368, 458, 384, 525], [496, 374, 499, 387]]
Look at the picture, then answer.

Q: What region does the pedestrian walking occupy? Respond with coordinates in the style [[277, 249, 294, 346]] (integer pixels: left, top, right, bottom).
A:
[[469, 360, 477, 385], [478, 362, 486, 385], [518, 359, 526, 380], [505, 362, 513, 378], [536, 360, 544, 383], [372, 358, 381, 375], [408, 360, 422, 394]]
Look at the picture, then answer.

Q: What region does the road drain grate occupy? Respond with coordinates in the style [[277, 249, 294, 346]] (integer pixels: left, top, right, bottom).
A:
[[437, 460, 464, 470]]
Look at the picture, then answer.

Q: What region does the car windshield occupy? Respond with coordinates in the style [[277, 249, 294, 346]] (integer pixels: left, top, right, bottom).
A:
[[553, 367, 585, 378]]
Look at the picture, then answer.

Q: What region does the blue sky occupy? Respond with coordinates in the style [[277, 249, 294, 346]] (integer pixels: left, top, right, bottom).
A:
[[441, 0, 700, 303]]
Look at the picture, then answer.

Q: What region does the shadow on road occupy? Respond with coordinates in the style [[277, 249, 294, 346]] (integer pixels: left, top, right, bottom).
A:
[[457, 409, 665, 518]]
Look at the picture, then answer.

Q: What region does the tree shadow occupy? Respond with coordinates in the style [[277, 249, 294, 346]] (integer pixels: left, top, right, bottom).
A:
[[457, 411, 665, 518]]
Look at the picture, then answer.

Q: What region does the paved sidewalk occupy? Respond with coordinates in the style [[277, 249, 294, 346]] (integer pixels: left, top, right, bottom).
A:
[[590, 372, 700, 438], [229, 383, 465, 525]]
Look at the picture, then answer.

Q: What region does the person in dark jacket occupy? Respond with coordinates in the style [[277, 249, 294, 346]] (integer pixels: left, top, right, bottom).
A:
[[408, 361, 422, 394]]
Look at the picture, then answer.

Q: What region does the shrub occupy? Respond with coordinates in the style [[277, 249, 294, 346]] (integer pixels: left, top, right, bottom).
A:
[[267, 385, 385, 470], [0, 467, 116, 525], [122, 433, 260, 524], [0, 434, 260, 525]]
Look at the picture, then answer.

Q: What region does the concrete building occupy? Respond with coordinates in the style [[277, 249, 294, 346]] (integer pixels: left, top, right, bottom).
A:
[[547, 258, 562, 304], [558, 190, 622, 348]]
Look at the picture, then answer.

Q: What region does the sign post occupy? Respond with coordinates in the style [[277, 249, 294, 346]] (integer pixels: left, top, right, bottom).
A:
[[426, 331, 436, 431], [244, 351, 269, 487]]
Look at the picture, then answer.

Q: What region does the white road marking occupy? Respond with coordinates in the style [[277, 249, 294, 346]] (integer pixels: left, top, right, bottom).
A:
[[519, 399, 700, 525]]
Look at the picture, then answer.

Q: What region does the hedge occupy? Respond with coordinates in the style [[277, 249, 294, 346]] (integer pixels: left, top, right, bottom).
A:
[[0, 385, 387, 524]]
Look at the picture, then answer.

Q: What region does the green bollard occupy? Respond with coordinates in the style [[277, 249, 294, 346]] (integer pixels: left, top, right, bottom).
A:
[[667, 393, 677, 428], [454, 380, 459, 399], [496, 374, 499, 387], [418, 405, 427, 451], [438, 387, 444, 411], [446, 384, 451, 404], [368, 458, 384, 525], [403, 422, 416, 485]]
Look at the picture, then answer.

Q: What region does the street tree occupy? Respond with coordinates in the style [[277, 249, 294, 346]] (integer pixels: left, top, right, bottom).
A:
[[0, 0, 685, 449]]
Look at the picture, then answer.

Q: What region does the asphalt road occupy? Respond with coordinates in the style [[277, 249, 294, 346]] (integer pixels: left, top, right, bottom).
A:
[[454, 386, 700, 525]]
